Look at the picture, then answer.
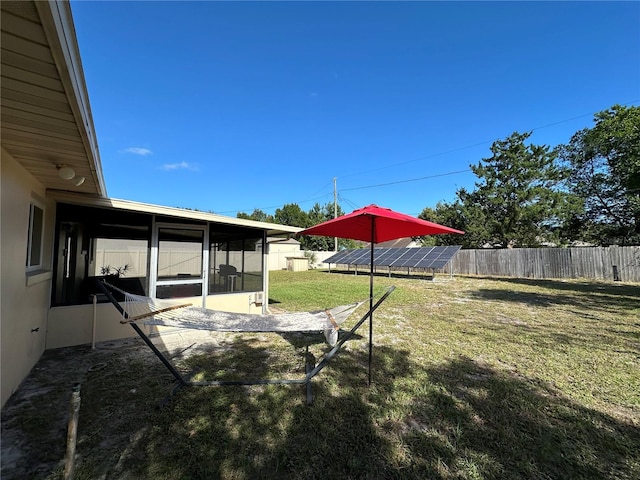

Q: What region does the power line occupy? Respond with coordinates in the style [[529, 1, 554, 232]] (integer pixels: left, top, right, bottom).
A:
[[342, 169, 471, 192], [220, 100, 640, 215], [217, 188, 334, 216], [338, 141, 488, 180], [340, 100, 640, 194], [337, 194, 361, 212]]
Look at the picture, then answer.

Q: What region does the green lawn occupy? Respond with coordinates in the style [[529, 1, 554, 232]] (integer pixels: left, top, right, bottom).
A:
[[66, 271, 640, 479]]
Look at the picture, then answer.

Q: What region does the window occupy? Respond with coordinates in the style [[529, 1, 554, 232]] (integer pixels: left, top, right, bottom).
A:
[[157, 228, 203, 281], [92, 238, 148, 279], [155, 226, 205, 299], [26, 202, 44, 272], [210, 226, 263, 294], [52, 203, 151, 305]]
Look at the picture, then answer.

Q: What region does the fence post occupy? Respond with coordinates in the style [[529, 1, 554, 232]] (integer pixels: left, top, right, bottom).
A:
[[613, 265, 621, 281]]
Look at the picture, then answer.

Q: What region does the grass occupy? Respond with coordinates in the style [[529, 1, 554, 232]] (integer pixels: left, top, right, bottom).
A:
[[5, 271, 639, 479]]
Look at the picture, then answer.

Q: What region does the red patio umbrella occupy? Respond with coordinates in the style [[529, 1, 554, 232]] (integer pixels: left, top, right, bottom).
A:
[[299, 204, 464, 383]]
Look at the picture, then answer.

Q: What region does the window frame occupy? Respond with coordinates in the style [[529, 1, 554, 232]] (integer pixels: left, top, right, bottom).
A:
[[26, 200, 45, 273], [209, 228, 264, 295], [152, 222, 209, 302]]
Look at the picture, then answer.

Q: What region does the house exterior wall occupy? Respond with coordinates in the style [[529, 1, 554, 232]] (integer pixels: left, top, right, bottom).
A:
[[45, 292, 263, 349], [45, 303, 131, 349], [1, 148, 56, 406], [204, 292, 263, 313]]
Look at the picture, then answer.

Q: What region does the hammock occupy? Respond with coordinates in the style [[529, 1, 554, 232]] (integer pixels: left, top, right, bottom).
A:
[[105, 282, 365, 346], [96, 279, 396, 405]]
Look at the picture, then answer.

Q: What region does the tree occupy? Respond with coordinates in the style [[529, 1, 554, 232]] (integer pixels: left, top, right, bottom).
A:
[[236, 209, 274, 223], [302, 203, 335, 250], [462, 131, 573, 248], [558, 105, 640, 245], [273, 203, 309, 228], [419, 200, 490, 249], [299, 202, 356, 251]]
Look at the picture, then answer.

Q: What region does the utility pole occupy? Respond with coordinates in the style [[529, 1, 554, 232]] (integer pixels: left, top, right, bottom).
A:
[[333, 177, 338, 252]]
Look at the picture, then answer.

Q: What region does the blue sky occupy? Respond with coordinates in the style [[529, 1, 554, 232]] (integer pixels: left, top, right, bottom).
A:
[[71, 1, 640, 218]]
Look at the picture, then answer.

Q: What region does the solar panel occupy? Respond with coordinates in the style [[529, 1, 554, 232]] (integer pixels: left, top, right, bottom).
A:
[[325, 249, 370, 265], [324, 246, 461, 270], [334, 250, 356, 263], [375, 247, 403, 264], [324, 250, 350, 264], [392, 247, 430, 267], [351, 250, 372, 265], [415, 245, 461, 268], [413, 247, 439, 268], [352, 249, 371, 265], [382, 248, 408, 265]]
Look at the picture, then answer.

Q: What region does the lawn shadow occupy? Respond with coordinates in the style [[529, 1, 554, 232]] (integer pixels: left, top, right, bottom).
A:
[[370, 353, 640, 479], [113, 336, 404, 479], [103, 343, 639, 479], [277, 329, 364, 349], [472, 275, 640, 299], [469, 280, 639, 313], [180, 336, 300, 382], [321, 268, 435, 281], [466, 277, 639, 355], [440, 357, 638, 478]]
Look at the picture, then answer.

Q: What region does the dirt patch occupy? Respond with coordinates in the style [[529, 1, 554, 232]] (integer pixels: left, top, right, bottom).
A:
[[0, 337, 182, 479], [0, 327, 310, 480]]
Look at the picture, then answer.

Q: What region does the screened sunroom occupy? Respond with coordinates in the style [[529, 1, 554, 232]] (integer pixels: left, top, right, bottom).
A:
[[45, 193, 300, 349]]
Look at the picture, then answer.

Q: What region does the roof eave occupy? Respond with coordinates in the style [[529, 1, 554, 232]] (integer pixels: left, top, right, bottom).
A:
[[36, 0, 107, 196]]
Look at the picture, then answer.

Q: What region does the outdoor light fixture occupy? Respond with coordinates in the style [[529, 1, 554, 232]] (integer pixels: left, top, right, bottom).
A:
[[57, 165, 75, 180], [56, 164, 85, 187]]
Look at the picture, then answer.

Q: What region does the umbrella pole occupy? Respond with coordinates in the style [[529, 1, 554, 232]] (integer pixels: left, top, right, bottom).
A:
[[368, 218, 375, 385]]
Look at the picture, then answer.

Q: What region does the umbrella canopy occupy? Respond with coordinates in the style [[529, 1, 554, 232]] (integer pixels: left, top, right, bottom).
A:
[[299, 204, 464, 384], [300, 204, 464, 242]]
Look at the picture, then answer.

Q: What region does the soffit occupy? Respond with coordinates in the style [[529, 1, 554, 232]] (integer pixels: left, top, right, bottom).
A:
[[0, 1, 106, 196]]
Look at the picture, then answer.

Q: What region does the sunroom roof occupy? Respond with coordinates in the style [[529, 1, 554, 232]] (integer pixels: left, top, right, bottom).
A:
[[48, 190, 302, 237]]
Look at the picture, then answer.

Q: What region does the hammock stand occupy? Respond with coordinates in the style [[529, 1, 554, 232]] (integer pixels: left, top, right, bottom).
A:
[[95, 279, 395, 405]]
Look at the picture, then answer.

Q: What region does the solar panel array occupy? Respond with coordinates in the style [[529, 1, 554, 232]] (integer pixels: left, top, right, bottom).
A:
[[324, 246, 462, 270]]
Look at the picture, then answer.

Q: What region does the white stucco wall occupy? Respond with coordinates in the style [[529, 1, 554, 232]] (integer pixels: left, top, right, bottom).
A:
[[1, 148, 56, 407], [45, 303, 132, 349], [45, 291, 264, 350]]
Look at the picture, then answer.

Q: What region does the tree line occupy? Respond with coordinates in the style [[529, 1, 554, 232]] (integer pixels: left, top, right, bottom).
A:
[[238, 105, 639, 250], [237, 203, 360, 251]]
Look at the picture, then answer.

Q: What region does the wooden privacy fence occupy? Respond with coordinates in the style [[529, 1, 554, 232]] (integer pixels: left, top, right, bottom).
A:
[[450, 246, 640, 282]]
